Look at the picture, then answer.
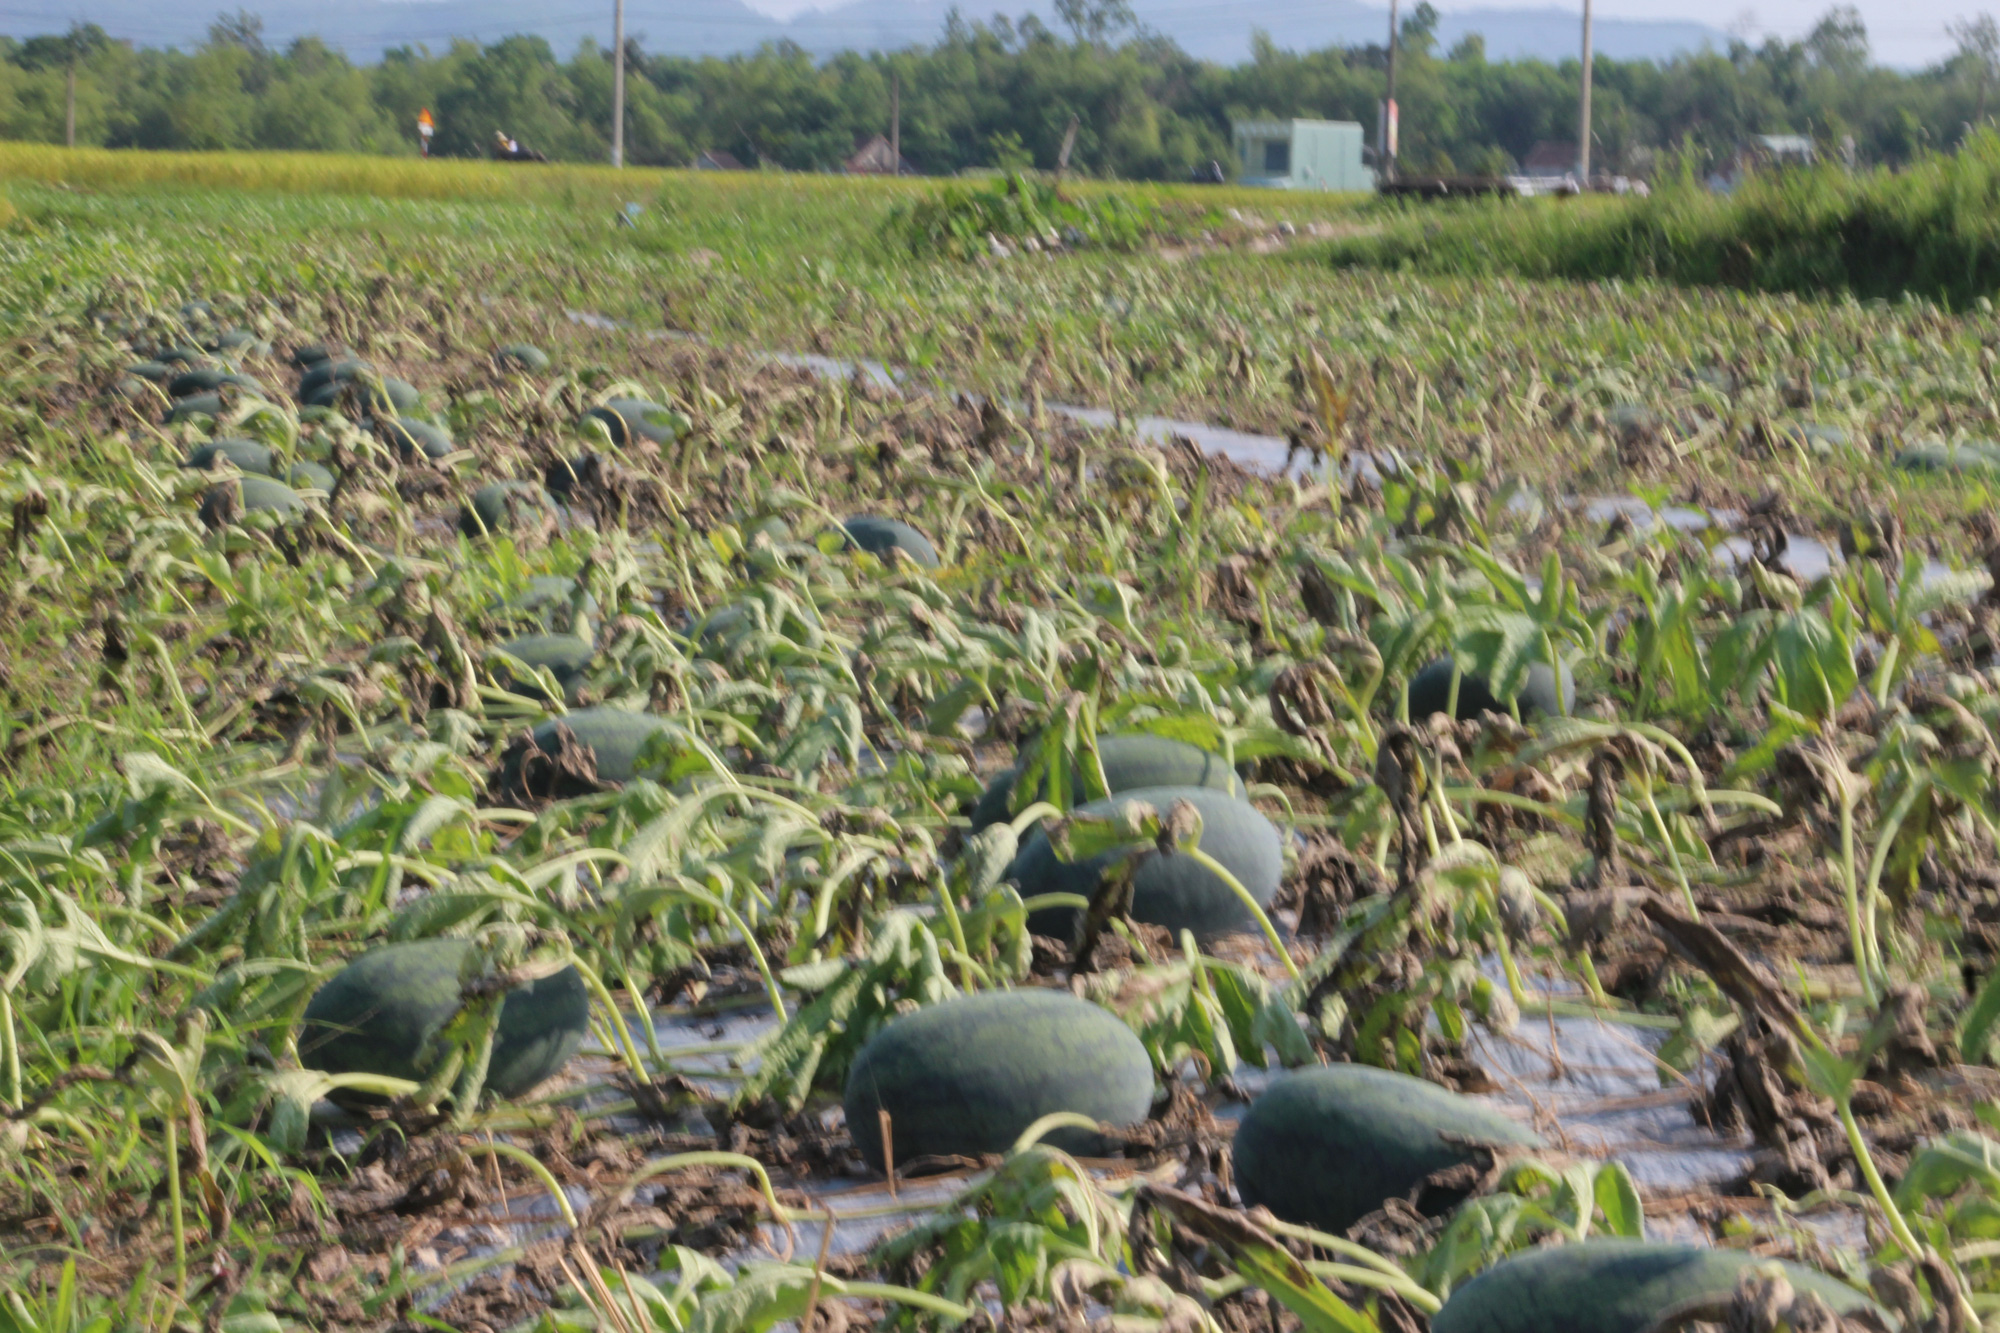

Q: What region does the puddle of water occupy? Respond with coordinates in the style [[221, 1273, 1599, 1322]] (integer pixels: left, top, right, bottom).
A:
[[1467, 1006, 1752, 1199], [1044, 403, 1305, 477]]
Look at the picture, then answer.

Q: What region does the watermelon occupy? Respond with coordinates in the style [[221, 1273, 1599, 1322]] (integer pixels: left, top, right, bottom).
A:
[[200, 476, 305, 529], [542, 454, 595, 502], [297, 358, 370, 400], [287, 461, 337, 493], [165, 390, 266, 424], [843, 989, 1154, 1170], [971, 734, 1242, 831], [502, 576, 599, 630], [169, 369, 266, 399], [298, 938, 590, 1103], [155, 345, 204, 366], [583, 398, 686, 447], [1430, 1240, 1882, 1333], [290, 343, 341, 369], [371, 378, 423, 415], [125, 361, 175, 383], [182, 439, 275, 476], [1895, 439, 2000, 475], [1008, 786, 1282, 941], [461, 481, 554, 537], [212, 329, 262, 355], [836, 514, 939, 569], [1406, 658, 1574, 722], [520, 706, 671, 783], [493, 633, 594, 702], [1234, 1065, 1541, 1234], [497, 343, 551, 372], [380, 417, 454, 461], [306, 376, 418, 415], [1781, 423, 1849, 456]]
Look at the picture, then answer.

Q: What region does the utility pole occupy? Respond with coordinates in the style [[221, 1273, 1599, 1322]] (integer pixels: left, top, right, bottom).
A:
[[1578, 0, 1594, 183], [1382, 0, 1399, 180], [64, 61, 75, 148], [890, 72, 900, 174], [611, 0, 626, 167]]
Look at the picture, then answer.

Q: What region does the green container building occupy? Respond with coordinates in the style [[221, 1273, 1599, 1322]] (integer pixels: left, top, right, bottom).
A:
[[1233, 119, 1374, 192]]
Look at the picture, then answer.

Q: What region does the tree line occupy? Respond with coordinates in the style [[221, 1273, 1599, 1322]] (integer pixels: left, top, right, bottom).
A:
[[2, 4, 1998, 180]]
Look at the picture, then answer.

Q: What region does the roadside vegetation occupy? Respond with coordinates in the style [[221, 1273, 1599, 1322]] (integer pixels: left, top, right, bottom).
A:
[[1328, 131, 2000, 309], [3, 0, 2000, 178]]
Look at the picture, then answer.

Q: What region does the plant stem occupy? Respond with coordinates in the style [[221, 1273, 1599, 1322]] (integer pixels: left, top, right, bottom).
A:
[[1258, 1217, 1422, 1281], [1834, 770, 1878, 1007], [462, 1140, 577, 1229], [1185, 846, 1300, 983], [834, 1281, 975, 1321], [1, 991, 19, 1109], [626, 1151, 803, 1240], [1637, 769, 1698, 920], [165, 1112, 186, 1298], [1302, 1261, 1444, 1314], [1837, 1092, 1978, 1327], [568, 955, 655, 1087]]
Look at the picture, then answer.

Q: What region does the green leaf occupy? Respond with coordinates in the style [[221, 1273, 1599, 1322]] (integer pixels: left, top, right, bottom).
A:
[[1964, 967, 2000, 1068], [1592, 1162, 1644, 1237], [1894, 1131, 2000, 1208], [1049, 798, 1160, 862], [1769, 607, 1856, 724]]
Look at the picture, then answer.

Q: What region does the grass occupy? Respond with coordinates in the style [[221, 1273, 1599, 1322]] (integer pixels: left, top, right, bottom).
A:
[[2, 144, 2000, 1333], [1326, 131, 2000, 310]]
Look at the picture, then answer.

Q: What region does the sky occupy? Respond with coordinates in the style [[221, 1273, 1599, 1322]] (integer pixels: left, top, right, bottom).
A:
[[724, 0, 1975, 66]]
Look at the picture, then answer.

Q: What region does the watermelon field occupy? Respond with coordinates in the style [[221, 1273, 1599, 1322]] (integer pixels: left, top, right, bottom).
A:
[[10, 146, 2000, 1333]]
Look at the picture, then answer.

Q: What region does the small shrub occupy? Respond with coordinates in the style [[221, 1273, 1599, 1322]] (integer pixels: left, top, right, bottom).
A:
[[884, 171, 1162, 259]]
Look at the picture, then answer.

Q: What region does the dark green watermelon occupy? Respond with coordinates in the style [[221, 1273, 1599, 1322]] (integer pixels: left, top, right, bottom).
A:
[[380, 417, 454, 461], [182, 439, 276, 476], [521, 706, 671, 783], [497, 343, 550, 372], [493, 634, 594, 702], [844, 989, 1154, 1170], [836, 514, 939, 569], [306, 376, 418, 415], [370, 378, 422, 415], [1234, 1065, 1541, 1234], [156, 345, 204, 366], [200, 476, 305, 527], [542, 454, 598, 503], [1430, 1240, 1882, 1333], [461, 481, 554, 537], [583, 398, 686, 447], [125, 360, 175, 383], [287, 461, 337, 493], [502, 576, 599, 630], [971, 734, 1242, 831], [1407, 657, 1574, 722], [290, 343, 341, 369], [1894, 439, 2000, 475], [1009, 786, 1282, 941], [169, 368, 266, 399], [166, 391, 260, 424], [298, 938, 590, 1102], [297, 358, 370, 400], [212, 329, 262, 355]]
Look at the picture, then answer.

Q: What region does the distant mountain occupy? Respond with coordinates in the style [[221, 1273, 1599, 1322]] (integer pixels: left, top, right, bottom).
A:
[[3, 0, 1725, 66]]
